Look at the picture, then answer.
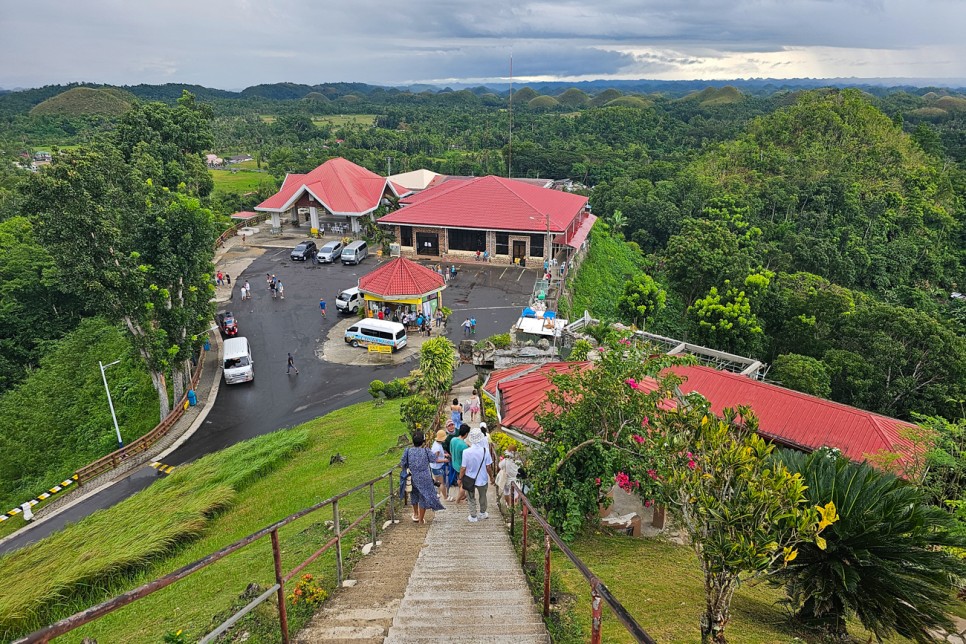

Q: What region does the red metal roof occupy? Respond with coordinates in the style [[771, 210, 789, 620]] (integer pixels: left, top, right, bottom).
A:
[[230, 211, 260, 220], [563, 213, 597, 249], [486, 361, 918, 466], [358, 257, 446, 298], [668, 365, 917, 465], [379, 175, 589, 233], [255, 158, 409, 214]]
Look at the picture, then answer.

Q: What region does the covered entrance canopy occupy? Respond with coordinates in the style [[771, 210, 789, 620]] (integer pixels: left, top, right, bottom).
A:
[[358, 257, 446, 323]]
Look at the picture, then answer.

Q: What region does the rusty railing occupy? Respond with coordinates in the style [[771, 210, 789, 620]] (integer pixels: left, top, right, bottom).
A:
[[15, 467, 399, 644], [509, 482, 656, 644], [75, 342, 209, 484]]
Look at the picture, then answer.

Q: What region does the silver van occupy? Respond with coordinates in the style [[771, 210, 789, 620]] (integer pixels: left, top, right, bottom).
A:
[[336, 287, 363, 314], [341, 240, 368, 265]]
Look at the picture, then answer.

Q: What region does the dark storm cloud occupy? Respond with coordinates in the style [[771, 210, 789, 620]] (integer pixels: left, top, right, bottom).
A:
[[0, 0, 963, 88]]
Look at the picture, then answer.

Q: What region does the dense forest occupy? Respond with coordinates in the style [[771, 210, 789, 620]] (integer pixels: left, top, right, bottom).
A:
[[0, 79, 964, 511]]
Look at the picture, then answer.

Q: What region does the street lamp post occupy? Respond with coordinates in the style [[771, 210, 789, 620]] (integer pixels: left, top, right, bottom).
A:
[[99, 359, 123, 449]]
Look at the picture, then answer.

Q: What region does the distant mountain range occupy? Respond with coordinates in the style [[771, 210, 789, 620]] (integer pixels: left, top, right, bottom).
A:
[[1, 77, 963, 115]]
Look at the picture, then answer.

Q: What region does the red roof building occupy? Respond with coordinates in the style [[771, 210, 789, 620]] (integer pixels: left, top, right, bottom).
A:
[[255, 157, 410, 234], [484, 362, 918, 467], [357, 257, 446, 320], [377, 175, 595, 265]]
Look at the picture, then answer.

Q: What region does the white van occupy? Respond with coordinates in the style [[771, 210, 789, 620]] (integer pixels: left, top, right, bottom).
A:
[[344, 319, 407, 351], [223, 337, 254, 384], [341, 240, 368, 265], [335, 287, 363, 314]]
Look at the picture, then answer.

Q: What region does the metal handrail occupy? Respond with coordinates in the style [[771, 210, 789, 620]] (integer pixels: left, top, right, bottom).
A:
[[15, 467, 399, 644], [509, 482, 657, 644]]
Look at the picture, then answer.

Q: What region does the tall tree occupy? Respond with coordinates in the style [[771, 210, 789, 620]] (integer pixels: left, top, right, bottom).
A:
[[22, 146, 216, 420], [616, 274, 666, 328], [662, 218, 751, 312]]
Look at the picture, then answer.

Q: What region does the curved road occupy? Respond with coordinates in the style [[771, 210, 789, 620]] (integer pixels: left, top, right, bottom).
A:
[[0, 250, 533, 553]]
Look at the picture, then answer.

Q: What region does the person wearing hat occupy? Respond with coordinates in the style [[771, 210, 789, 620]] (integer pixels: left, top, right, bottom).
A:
[[458, 427, 494, 522], [431, 429, 450, 499]]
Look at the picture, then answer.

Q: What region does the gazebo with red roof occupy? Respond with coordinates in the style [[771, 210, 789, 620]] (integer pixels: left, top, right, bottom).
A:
[[357, 257, 446, 320], [255, 157, 410, 234], [378, 175, 595, 266]]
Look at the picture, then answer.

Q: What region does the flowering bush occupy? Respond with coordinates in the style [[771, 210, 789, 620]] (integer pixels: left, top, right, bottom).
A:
[[288, 573, 327, 606]]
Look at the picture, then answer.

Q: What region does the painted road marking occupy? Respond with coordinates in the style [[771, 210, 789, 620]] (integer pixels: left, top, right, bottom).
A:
[[150, 462, 176, 475]]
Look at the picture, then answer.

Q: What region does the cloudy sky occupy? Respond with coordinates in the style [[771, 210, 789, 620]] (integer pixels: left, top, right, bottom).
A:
[[1, 0, 964, 89]]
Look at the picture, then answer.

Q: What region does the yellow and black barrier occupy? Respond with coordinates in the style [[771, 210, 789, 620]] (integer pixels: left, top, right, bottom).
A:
[[0, 475, 79, 522], [150, 461, 176, 475]]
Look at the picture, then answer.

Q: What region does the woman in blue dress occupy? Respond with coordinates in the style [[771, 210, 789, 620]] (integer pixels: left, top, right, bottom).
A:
[[400, 432, 446, 523], [450, 398, 463, 427]]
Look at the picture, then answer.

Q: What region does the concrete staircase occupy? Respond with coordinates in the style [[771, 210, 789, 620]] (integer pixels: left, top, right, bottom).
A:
[[384, 487, 550, 643]]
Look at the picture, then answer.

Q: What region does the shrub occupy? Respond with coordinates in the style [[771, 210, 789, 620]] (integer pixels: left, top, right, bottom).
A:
[[568, 339, 594, 361], [491, 431, 522, 456], [382, 378, 410, 399], [482, 397, 498, 427], [484, 333, 512, 349], [400, 395, 437, 435], [367, 379, 385, 398], [415, 337, 456, 398]]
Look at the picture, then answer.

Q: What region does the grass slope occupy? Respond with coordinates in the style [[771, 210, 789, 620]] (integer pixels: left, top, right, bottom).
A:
[[0, 398, 409, 642], [560, 226, 647, 321], [550, 533, 899, 643]]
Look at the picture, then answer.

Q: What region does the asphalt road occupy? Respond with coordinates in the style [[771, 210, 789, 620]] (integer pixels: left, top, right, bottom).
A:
[[0, 251, 534, 553]]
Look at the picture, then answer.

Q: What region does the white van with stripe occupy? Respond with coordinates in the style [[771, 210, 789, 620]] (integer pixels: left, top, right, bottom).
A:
[[344, 319, 407, 351]]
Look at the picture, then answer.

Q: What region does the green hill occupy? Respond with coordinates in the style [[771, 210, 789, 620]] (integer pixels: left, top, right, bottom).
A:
[[605, 96, 653, 109], [509, 86, 539, 103], [556, 88, 590, 108], [590, 88, 622, 107], [677, 85, 744, 107], [29, 87, 132, 117], [528, 95, 560, 110]]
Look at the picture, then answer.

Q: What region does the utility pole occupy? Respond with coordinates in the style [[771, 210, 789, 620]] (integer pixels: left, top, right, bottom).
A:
[[387, 157, 392, 177], [508, 53, 513, 178], [100, 360, 123, 449]]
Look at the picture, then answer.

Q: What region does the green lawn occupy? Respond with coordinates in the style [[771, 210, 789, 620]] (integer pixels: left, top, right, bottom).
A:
[[209, 169, 275, 193], [541, 531, 904, 643], [0, 399, 410, 643], [312, 114, 376, 127]]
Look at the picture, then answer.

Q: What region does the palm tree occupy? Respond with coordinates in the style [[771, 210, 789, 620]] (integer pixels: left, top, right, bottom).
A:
[[608, 209, 627, 238], [773, 449, 966, 642]]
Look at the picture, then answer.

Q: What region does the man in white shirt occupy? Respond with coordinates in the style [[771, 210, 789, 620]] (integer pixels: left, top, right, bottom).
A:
[[458, 427, 493, 522]]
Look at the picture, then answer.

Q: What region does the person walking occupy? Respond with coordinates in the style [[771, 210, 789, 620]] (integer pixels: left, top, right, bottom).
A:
[[468, 392, 481, 423], [462, 318, 472, 337], [434, 309, 444, 327], [244, 280, 251, 300], [431, 429, 450, 501], [459, 427, 493, 522], [277, 280, 284, 300], [319, 297, 327, 318], [470, 317, 477, 335], [216, 271, 224, 286], [400, 431, 446, 524], [239, 285, 247, 301], [449, 424, 471, 503], [286, 353, 299, 375], [225, 274, 231, 286], [450, 398, 463, 426]]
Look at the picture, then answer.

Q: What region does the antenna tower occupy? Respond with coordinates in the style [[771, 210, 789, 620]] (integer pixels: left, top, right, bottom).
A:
[[508, 53, 513, 178]]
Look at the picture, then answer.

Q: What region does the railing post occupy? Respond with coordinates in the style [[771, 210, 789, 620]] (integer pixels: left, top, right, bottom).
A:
[[522, 503, 529, 568], [388, 470, 396, 524], [543, 533, 552, 617], [369, 482, 377, 546], [509, 484, 515, 537], [270, 529, 290, 644], [333, 499, 343, 586], [590, 580, 603, 644]]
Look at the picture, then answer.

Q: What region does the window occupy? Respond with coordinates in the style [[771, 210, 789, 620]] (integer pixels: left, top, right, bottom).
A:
[[530, 234, 545, 258], [400, 226, 412, 246], [495, 233, 509, 255], [447, 228, 486, 252]]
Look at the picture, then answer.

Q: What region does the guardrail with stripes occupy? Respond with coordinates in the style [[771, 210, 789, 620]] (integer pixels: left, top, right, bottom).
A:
[[0, 476, 79, 523]]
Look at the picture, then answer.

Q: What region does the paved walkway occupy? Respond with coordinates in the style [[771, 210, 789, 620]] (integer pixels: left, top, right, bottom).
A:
[[383, 487, 550, 643]]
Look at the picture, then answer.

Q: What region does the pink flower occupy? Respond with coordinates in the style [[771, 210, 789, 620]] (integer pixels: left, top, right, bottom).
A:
[[644, 500, 654, 508], [647, 469, 658, 480], [614, 471, 634, 492], [594, 477, 601, 486], [625, 378, 638, 389], [619, 338, 631, 346], [687, 452, 693, 459], [632, 434, 645, 444], [687, 459, 697, 470], [641, 416, 650, 426]]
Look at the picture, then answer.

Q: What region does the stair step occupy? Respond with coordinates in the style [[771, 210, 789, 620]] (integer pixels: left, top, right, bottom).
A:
[[385, 628, 550, 643], [295, 625, 385, 640]]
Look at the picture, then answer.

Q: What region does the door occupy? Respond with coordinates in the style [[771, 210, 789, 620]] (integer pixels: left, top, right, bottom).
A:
[[416, 232, 440, 256], [512, 239, 527, 263]]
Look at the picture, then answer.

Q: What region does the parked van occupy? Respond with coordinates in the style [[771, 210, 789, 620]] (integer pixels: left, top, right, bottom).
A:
[[344, 319, 407, 351], [341, 240, 368, 265], [317, 240, 344, 263], [335, 287, 363, 314], [223, 337, 254, 384]]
